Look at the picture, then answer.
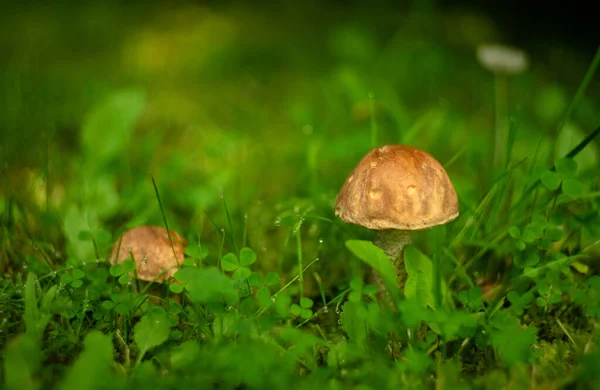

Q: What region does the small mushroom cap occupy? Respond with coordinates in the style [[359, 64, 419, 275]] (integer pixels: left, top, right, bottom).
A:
[[109, 226, 187, 282], [476, 44, 529, 75], [335, 145, 459, 230]]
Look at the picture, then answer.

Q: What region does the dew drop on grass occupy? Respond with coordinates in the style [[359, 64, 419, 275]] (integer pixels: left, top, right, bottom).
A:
[[23, 264, 28, 269], [335, 308, 340, 314], [274, 218, 281, 226], [271, 295, 277, 302], [319, 238, 324, 244], [227, 306, 233, 311], [323, 306, 328, 313]]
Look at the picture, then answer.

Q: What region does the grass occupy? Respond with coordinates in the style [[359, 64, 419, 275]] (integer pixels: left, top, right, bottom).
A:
[[1, 2, 600, 389]]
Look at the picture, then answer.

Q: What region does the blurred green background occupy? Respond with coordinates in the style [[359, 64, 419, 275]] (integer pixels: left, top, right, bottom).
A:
[[1, 1, 598, 291]]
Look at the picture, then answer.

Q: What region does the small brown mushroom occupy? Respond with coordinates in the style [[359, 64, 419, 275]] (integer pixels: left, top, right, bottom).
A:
[[109, 226, 187, 282], [335, 145, 459, 297]]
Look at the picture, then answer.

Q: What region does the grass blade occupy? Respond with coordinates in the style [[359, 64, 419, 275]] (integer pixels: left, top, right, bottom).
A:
[[150, 174, 180, 267]]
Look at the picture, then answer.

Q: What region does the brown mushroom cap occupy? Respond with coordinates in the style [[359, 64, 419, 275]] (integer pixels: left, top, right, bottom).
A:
[[109, 226, 187, 282], [335, 145, 459, 230]]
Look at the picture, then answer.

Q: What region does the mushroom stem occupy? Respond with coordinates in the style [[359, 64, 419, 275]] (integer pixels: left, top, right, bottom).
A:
[[373, 229, 412, 261], [372, 229, 412, 307]]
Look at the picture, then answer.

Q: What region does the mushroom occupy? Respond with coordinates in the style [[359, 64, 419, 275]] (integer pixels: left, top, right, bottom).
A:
[[476, 43, 528, 167], [109, 225, 187, 282], [335, 145, 459, 299], [476, 44, 529, 75]]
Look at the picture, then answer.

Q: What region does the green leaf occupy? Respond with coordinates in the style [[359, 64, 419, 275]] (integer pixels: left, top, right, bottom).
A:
[[24, 272, 40, 341], [95, 229, 112, 245], [81, 89, 146, 162], [169, 284, 184, 294], [548, 292, 562, 304], [555, 157, 578, 177], [63, 206, 96, 265], [300, 297, 313, 309], [508, 226, 520, 238], [522, 223, 544, 243], [491, 312, 538, 365], [232, 267, 251, 281], [134, 307, 172, 363], [40, 286, 58, 312], [184, 245, 209, 260], [170, 340, 200, 370], [340, 301, 367, 347], [349, 278, 363, 290], [363, 284, 379, 296], [118, 273, 132, 285], [265, 272, 281, 286], [71, 280, 83, 288], [541, 171, 561, 191], [102, 301, 115, 310], [239, 247, 257, 266], [536, 297, 546, 307], [3, 334, 41, 390], [402, 348, 433, 374], [61, 272, 73, 284], [290, 304, 302, 316], [275, 293, 292, 318], [77, 230, 93, 241], [345, 240, 401, 304], [404, 246, 437, 309], [256, 286, 273, 308], [72, 268, 85, 280], [109, 263, 124, 277], [60, 331, 114, 390], [173, 267, 197, 285], [300, 309, 313, 319], [248, 272, 263, 287], [348, 290, 362, 303], [571, 261, 589, 274], [562, 179, 585, 198], [184, 267, 238, 305], [221, 253, 239, 271], [121, 259, 137, 273], [546, 226, 564, 241]]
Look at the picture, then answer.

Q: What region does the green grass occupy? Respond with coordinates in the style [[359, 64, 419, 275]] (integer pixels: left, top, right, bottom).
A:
[[1, 2, 600, 389]]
